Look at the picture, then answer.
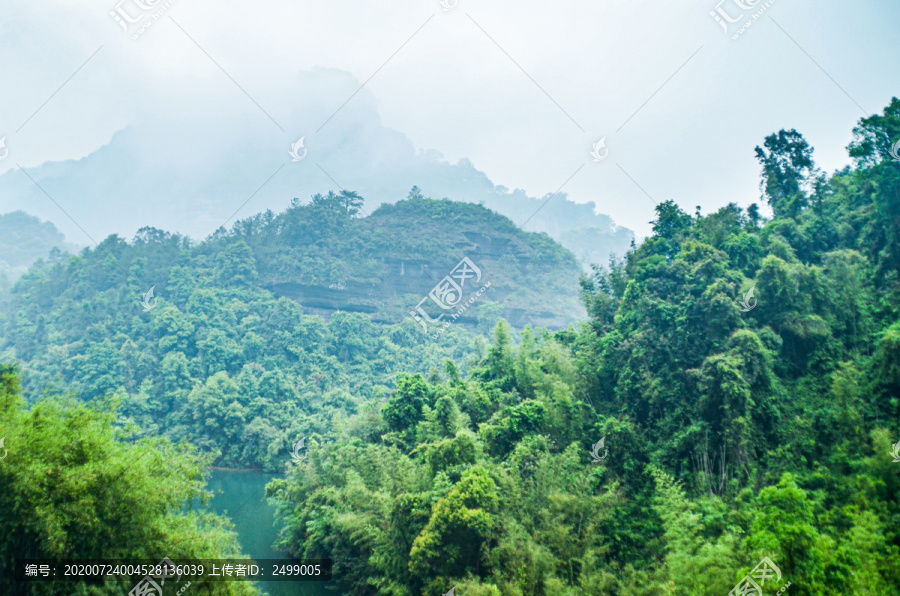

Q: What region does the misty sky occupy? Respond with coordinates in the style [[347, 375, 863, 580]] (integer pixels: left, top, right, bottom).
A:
[[1, 0, 898, 243]]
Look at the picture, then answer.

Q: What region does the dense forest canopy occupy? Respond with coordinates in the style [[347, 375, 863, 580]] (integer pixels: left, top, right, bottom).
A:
[[1, 97, 900, 595], [264, 99, 900, 594], [0, 193, 583, 471], [216, 189, 584, 327]]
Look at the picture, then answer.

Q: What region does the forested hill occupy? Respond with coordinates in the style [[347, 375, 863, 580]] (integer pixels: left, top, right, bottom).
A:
[[264, 99, 900, 594], [224, 189, 584, 328], [0, 193, 583, 470]]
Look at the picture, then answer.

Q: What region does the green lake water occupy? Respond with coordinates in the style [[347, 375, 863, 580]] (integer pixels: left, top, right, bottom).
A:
[[205, 469, 332, 596]]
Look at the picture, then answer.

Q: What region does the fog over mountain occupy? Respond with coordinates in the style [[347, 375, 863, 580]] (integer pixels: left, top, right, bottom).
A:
[[0, 68, 632, 269], [0, 211, 78, 288]]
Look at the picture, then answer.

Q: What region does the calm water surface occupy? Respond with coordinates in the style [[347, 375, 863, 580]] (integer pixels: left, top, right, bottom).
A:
[[205, 469, 331, 596]]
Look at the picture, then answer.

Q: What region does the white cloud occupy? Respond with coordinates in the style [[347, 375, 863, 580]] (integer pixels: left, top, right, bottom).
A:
[[1, 0, 897, 240]]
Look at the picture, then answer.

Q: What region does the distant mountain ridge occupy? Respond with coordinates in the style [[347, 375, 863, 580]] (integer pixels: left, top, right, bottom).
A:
[[0, 68, 632, 271], [1, 194, 586, 337], [222, 192, 586, 329], [0, 211, 77, 288]]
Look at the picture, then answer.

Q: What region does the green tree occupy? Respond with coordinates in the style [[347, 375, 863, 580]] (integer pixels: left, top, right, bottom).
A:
[[0, 365, 260, 595], [755, 129, 818, 218], [409, 466, 499, 585]]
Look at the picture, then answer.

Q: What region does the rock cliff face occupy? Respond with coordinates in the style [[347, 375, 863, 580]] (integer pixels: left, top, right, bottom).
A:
[[252, 197, 586, 330]]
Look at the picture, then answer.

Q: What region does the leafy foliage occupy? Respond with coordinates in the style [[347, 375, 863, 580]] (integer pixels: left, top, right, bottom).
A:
[[0, 197, 581, 470], [4, 99, 900, 595], [0, 364, 260, 595], [265, 100, 900, 594]]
